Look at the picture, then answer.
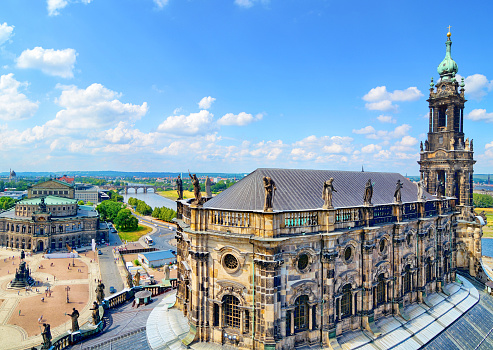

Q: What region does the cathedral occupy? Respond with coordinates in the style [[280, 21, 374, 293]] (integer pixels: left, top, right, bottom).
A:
[[174, 32, 483, 349]]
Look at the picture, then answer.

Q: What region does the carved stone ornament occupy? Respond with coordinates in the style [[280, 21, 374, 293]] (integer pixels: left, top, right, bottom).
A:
[[372, 260, 390, 281], [217, 280, 247, 303], [335, 270, 357, 294]]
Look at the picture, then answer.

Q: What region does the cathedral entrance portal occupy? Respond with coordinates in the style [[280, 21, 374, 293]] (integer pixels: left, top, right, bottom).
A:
[[37, 240, 44, 252]]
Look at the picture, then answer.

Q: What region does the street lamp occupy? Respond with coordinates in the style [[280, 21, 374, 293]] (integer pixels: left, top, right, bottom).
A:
[[65, 286, 70, 303]]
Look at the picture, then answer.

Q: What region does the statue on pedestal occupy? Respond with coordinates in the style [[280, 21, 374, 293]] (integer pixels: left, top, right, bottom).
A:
[[417, 179, 425, 201], [165, 265, 170, 280], [20, 250, 25, 260], [322, 178, 337, 209], [96, 281, 105, 304], [189, 171, 202, 204], [176, 175, 183, 200], [394, 180, 403, 203], [41, 323, 51, 349], [263, 176, 276, 212], [67, 308, 79, 332], [126, 271, 133, 288], [90, 301, 100, 325], [364, 179, 373, 206], [205, 176, 212, 198], [133, 270, 141, 286]]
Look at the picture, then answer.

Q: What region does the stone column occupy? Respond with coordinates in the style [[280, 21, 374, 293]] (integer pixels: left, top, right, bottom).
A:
[[290, 311, 294, 335], [309, 305, 313, 331], [219, 304, 223, 328], [240, 310, 244, 334]]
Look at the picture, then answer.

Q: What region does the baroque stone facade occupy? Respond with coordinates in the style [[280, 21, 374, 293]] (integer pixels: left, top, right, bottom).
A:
[[0, 179, 108, 252], [174, 32, 483, 350]]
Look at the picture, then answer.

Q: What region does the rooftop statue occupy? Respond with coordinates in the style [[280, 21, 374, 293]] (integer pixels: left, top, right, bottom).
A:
[[176, 175, 183, 200], [20, 250, 25, 260], [39, 197, 47, 213], [364, 179, 373, 206], [394, 180, 403, 203], [41, 323, 52, 349], [417, 179, 425, 201], [189, 171, 202, 204], [90, 301, 100, 325], [134, 270, 141, 286], [263, 176, 276, 212], [126, 271, 133, 288], [436, 180, 444, 199], [322, 178, 337, 209], [205, 176, 212, 198], [67, 308, 79, 332], [96, 281, 105, 304]]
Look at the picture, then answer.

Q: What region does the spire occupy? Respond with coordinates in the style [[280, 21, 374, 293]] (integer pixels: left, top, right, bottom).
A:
[[437, 26, 458, 81]]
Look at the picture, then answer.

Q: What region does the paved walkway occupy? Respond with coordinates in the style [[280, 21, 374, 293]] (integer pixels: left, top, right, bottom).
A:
[[145, 276, 478, 350], [0, 248, 100, 350], [67, 293, 167, 350]]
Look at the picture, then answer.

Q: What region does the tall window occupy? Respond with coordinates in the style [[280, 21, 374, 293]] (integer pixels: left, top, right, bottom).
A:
[[222, 295, 240, 329], [403, 265, 411, 293], [294, 295, 309, 331], [341, 284, 352, 318], [244, 310, 250, 333], [286, 310, 291, 335], [376, 274, 385, 305], [426, 258, 432, 283]]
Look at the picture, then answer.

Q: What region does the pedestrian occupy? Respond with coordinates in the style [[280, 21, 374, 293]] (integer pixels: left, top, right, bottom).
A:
[[17, 290, 20, 295], [18, 310, 21, 316], [41, 297, 44, 302]]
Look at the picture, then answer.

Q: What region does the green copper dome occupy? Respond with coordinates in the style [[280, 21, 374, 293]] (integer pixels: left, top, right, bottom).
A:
[[437, 36, 458, 81]]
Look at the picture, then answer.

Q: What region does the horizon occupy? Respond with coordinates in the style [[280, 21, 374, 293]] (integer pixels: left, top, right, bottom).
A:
[[0, 1, 492, 174]]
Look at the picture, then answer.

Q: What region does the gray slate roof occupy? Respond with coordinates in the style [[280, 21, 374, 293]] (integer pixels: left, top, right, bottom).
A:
[[203, 168, 435, 211]]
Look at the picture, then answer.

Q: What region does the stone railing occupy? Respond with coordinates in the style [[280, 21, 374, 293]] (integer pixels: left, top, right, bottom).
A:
[[106, 289, 131, 308], [178, 197, 456, 237], [210, 210, 251, 228], [335, 207, 364, 229]]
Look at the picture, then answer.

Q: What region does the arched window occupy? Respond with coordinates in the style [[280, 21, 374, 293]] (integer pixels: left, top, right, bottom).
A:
[[426, 258, 432, 283], [341, 284, 352, 318], [294, 295, 309, 332], [222, 295, 240, 329], [376, 274, 385, 305], [16, 225, 19, 232], [59, 225, 63, 233], [403, 265, 411, 293], [22, 226, 26, 233]]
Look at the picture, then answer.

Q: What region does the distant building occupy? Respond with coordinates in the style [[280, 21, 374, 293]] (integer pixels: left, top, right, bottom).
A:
[[0, 190, 27, 200], [9, 169, 17, 183], [138, 250, 176, 268], [57, 175, 75, 184], [0, 179, 108, 252], [74, 183, 99, 203]]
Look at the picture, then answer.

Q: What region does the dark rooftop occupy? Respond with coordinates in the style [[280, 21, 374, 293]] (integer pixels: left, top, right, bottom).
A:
[[203, 168, 436, 211]]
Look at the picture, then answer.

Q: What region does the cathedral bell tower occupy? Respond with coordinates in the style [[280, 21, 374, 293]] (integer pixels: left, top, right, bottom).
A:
[[418, 30, 475, 209]]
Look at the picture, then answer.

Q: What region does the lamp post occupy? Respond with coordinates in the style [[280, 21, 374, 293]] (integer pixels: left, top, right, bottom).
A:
[[65, 286, 70, 303]]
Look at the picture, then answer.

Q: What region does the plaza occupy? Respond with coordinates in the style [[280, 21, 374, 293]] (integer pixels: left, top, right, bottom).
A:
[[0, 248, 100, 350]]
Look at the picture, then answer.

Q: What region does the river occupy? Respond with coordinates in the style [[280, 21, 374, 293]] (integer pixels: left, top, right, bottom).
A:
[[122, 191, 177, 211], [483, 239, 493, 258]]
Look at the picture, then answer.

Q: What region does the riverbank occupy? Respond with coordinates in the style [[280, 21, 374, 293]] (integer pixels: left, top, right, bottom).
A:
[[157, 190, 200, 201]]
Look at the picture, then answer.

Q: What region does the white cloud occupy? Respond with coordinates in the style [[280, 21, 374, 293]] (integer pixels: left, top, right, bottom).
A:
[[0, 23, 14, 46], [217, 112, 262, 126], [390, 135, 418, 152], [173, 107, 183, 115], [455, 74, 493, 100], [467, 109, 493, 123], [365, 100, 396, 112], [353, 126, 375, 134], [47, 0, 92, 16], [0, 74, 38, 121], [234, 0, 269, 8], [235, 0, 254, 8], [153, 0, 169, 8], [46, 83, 148, 131], [157, 110, 214, 135], [377, 115, 396, 123], [17, 47, 77, 78], [363, 86, 423, 111], [367, 124, 412, 141], [361, 144, 382, 153], [198, 96, 216, 109]]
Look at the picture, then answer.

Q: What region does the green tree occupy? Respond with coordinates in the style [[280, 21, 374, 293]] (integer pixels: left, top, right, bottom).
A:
[[114, 209, 138, 231], [473, 193, 493, 208], [152, 207, 161, 218], [77, 200, 84, 205], [0, 197, 16, 210], [136, 201, 152, 216], [108, 190, 123, 202], [96, 201, 124, 221]]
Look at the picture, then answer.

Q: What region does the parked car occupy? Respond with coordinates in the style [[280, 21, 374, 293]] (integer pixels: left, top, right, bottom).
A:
[[109, 286, 117, 293]]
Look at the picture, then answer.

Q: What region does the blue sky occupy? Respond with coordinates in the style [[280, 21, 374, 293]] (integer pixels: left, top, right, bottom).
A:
[[0, 0, 492, 174]]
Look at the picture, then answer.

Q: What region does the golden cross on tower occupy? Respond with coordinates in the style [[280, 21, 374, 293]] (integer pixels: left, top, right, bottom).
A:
[[447, 25, 451, 32]]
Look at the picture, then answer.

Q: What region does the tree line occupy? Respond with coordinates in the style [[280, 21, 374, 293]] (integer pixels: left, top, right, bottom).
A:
[[473, 193, 493, 208], [96, 200, 138, 232]]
